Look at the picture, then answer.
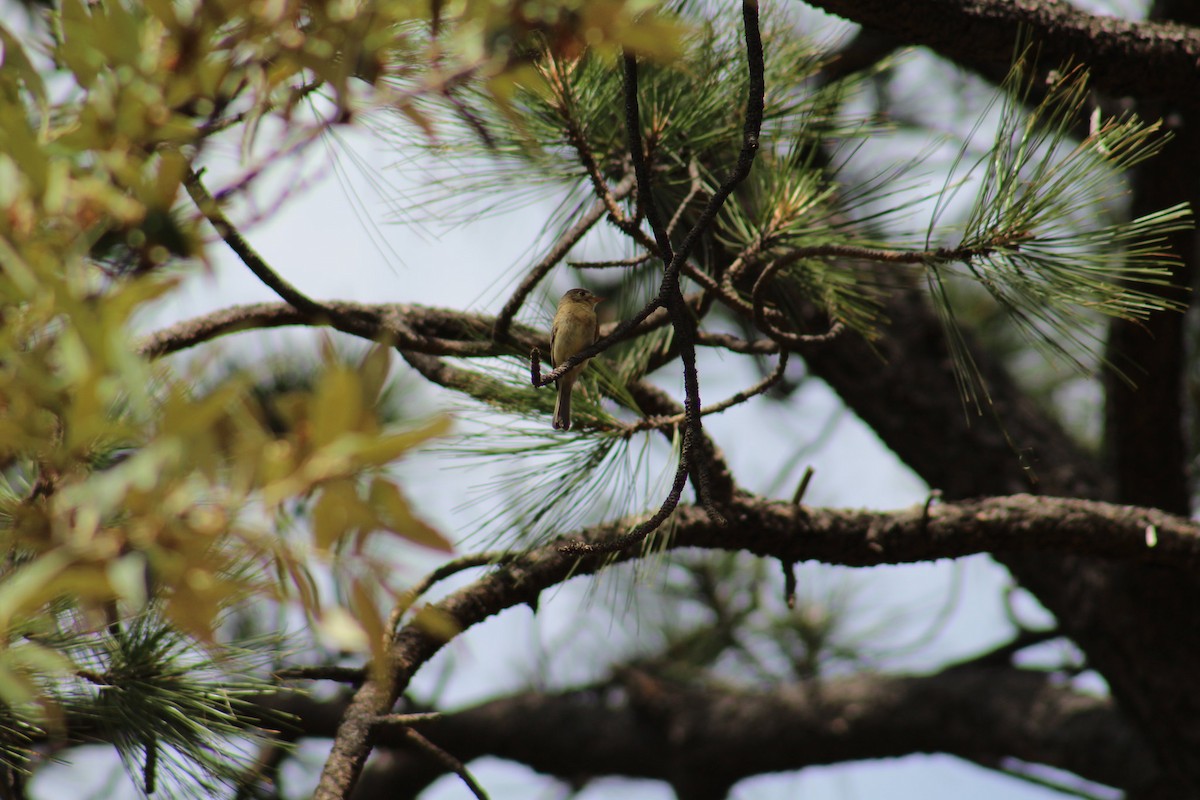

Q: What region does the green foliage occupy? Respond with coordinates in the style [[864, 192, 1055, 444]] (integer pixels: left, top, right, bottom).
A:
[[0, 0, 559, 741], [81, 614, 281, 796], [932, 58, 1192, 387], [0, 609, 285, 795], [442, 397, 674, 548]]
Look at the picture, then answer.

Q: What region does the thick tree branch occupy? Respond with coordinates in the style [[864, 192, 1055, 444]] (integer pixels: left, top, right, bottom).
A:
[[1092, 4, 1200, 790], [800, 0, 1200, 104], [391, 667, 1154, 795], [311, 489, 1197, 799], [139, 302, 529, 360], [264, 664, 1158, 797], [1103, 0, 1200, 517]]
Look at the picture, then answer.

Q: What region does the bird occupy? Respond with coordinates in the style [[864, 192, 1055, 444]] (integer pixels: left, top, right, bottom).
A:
[[550, 288, 603, 430]]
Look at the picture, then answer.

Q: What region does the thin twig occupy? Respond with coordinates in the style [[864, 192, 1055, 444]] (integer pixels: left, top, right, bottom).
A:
[[722, 237, 768, 314], [275, 666, 366, 684], [374, 711, 443, 725], [782, 560, 798, 609], [626, 378, 738, 502], [569, 253, 654, 269], [695, 331, 780, 354], [745, 241, 979, 341], [549, 55, 628, 225], [386, 552, 515, 633], [622, 55, 674, 262], [667, 158, 705, 237], [750, 256, 850, 347], [562, 464, 691, 555], [617, 351, 789, 435], [548, 55, 659, 255], [792, 466, 815, 505], [922, 489, 944, 532], [443, 86, 496, 149], [395, 727, 490, 800]]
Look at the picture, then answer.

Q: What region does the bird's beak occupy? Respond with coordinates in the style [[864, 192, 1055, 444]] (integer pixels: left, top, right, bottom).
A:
[[592, 296, 605, 305]]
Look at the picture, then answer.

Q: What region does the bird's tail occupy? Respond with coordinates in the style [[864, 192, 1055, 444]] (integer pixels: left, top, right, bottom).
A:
[[553, 380, 572, 431]]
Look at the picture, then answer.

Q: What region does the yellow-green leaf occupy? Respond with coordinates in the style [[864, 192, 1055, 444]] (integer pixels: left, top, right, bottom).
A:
[[317, 606, 368, 652], [311, 479, 373, 551], [411, 605, 460, 641], [0, 550, 74, 635], [311, 367, 363, 447], [348, 579, 388, 680], [0, 25, 47, 108], [355, 414, 452, 467], [368, 477, 452, 552]]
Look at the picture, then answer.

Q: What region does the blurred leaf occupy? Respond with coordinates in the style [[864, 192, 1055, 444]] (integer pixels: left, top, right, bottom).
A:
[[349, 578, 389, 680], [312, 366, 366, 448], [0, 551, 74, 634], [368, 477, 452, 552], [0, 24, 47, 108], [411, 605, 460, 641], [355, 414, 452, 466], [311, 478, 375, 551], [318, 606, 369, 652]]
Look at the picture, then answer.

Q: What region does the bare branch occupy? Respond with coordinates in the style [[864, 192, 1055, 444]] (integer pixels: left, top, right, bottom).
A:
[[275, 665, 366, 684], [184, 168, 330, 318], [569, 253, 654, 269], [138, 302, 531, 360], [694, 331, 780, 355], [667, 158, 705, 237], [386, 551, 515, 633], [358, 666, 1154, 795], [618, 350, 790, 435], [394, 727, 490, 800]]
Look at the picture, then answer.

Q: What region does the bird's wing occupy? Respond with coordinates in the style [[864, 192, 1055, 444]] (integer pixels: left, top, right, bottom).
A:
[[550, 319, 560, 367]]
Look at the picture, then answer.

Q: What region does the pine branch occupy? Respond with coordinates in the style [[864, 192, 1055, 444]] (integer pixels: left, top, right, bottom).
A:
[[616, 351, 789, 434], [575, 0, 766, 554]]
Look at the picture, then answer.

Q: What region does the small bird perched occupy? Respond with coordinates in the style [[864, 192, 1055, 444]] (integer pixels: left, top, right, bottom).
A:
[[550, 287, 603, 431]]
